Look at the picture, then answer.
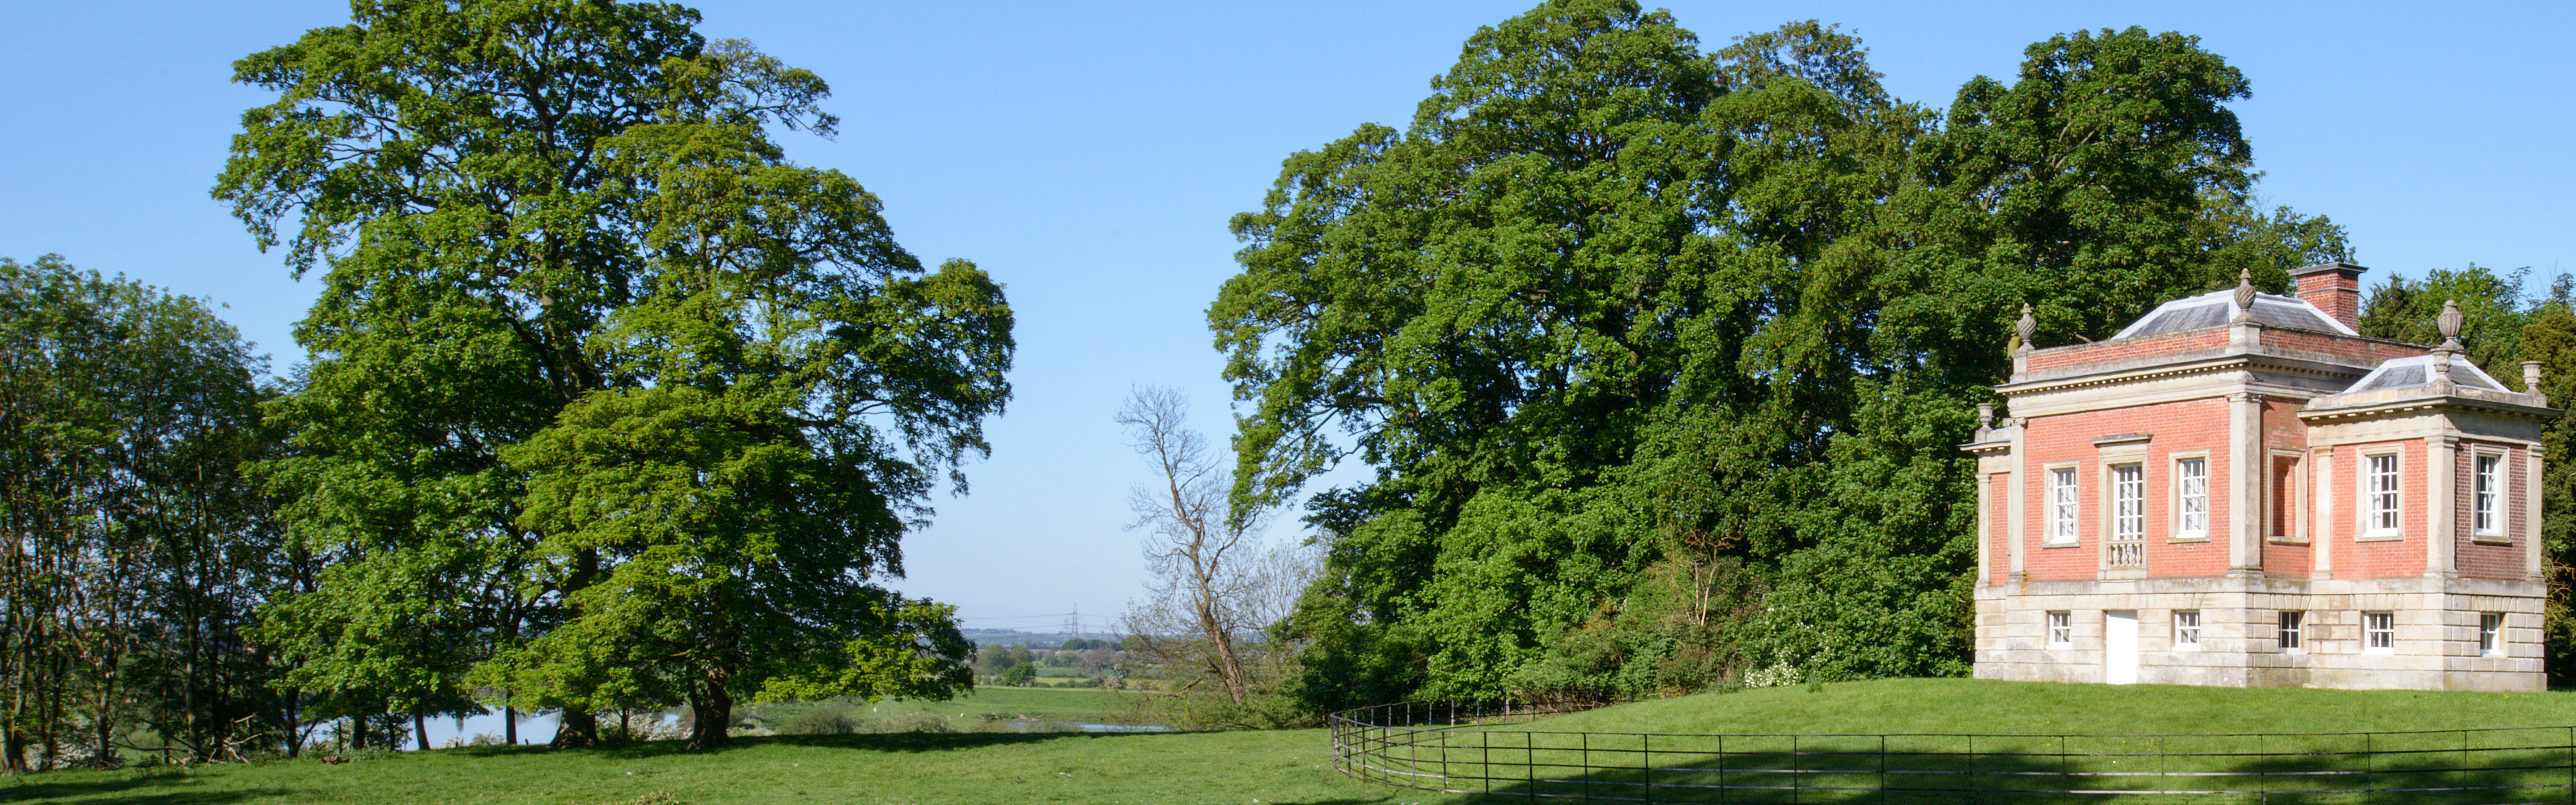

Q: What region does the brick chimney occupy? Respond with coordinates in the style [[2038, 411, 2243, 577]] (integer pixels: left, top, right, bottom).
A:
[[2289, 262, 2367, 330]]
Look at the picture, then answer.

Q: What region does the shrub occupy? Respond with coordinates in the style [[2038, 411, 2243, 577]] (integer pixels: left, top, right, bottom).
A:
[[777, 707, 862, 735], [860, 712, 952, 733]]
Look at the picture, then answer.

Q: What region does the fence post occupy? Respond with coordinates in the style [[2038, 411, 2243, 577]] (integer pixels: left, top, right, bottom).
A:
[[1582, 732, 1592, 803], [1717, 735, 1728, 805], [1792, 735, 1801, 805], [1642, 733, 1653, 805], [1878, 735, 1887, 805]]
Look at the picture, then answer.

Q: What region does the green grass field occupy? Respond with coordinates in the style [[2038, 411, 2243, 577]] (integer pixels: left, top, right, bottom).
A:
[[19, 679, 2576, 805], [1347, 679, 2576, 804], [1528, 678, 2576, 736], [749, 686, 1132, 731], [4, 729, 1439, 805]]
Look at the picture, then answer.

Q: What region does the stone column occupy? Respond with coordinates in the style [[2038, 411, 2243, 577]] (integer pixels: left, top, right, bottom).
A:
[[2428, 434, 2457, 579], [2009, 426, 2027, 580], [2528, 445, 2547, 583], [2313, 445, 2335, 580], [1976, 472, 1992, 588], [2229, 392, 2262, 572]]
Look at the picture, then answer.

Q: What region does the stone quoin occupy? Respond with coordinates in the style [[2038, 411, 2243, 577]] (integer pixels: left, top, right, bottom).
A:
[[1963, 263, 2558, 690]]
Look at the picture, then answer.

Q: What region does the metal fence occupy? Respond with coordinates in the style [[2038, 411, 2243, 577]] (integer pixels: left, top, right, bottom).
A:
[[1328, 699, 2576, 803]]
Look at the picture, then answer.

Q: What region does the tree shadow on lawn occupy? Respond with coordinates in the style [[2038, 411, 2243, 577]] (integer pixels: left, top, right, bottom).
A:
[[1411, 730, 2576, 805], [5, 768, 274, 805], [466, 729, 1168, 761]]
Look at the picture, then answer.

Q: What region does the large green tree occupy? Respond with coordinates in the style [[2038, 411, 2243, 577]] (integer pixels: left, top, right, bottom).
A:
[[216, 0, 1009, 749], [1220, 0, 2347, 708]]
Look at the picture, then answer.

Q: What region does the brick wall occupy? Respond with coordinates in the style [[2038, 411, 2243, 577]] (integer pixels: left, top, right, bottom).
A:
[[2457, 442, 2529, 581], [2336, 440, 2431, 579], [2020, 398, 2233, 581], [2025, 329, 2230, 373], [2258, 329, 2427, 364], [2260, 398, 2313, 578], [1989, 472, 2011, 585]]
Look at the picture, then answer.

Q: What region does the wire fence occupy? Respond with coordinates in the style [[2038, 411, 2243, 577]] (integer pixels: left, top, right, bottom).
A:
[[1328, 698, 2576, 803]]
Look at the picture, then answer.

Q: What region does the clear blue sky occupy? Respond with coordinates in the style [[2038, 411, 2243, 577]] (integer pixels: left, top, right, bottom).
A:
[[3, 1, 2568, 635]]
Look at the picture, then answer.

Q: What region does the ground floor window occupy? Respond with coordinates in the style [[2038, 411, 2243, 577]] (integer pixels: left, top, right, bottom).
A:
[[2363, 611, 2394, 653], [2481, 613, 2505, 657], [2278, 611, 2304, 652], [2174, 610, 2201, 650], [2048, 611, 2072, 648]]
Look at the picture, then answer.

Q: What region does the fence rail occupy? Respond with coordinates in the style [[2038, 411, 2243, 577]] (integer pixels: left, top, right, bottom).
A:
[[1326, 699, 2576, 803]]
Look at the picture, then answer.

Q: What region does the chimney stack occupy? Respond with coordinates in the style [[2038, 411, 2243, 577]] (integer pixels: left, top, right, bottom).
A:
[[2290, 262, 2367, 330]]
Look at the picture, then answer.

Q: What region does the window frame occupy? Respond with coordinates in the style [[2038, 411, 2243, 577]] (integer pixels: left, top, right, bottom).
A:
[[2046, 463, 2081, 546], [2277, 610, 2304, 653], [2480, 612, 2505, 657], [2360, 450, 2402, 539], [2362, 611, 2395, 654], [2172, 453, 2210, 542], [2173, 610, 2201, 651], [2472, 450, 2505, 538], [2047, 610, 2073, 649], [2105, 462, 2145, 567]]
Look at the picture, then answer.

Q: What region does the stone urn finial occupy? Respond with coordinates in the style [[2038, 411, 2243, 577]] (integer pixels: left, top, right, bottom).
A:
[[2015, 303, 2036, 350], [2437, 299, 2465, 351], [2233, 267, 2257, 313], [2524, 360, 2547, 405]]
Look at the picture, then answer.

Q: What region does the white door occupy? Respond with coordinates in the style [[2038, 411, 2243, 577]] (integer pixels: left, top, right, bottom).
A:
[[2104, 610, 2140, 685]]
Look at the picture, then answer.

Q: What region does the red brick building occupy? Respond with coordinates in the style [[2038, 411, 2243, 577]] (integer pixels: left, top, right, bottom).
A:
[[1962, 263, 2555, 690]]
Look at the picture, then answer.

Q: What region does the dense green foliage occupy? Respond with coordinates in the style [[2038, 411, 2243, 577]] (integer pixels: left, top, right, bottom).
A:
[[0, 256, 279, 771], [1217, 0, 2352, 708], [212, 0, 1008, 750]]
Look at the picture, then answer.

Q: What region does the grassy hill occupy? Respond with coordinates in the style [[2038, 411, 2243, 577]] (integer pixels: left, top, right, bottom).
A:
[[1524, 678, 2576, 736]]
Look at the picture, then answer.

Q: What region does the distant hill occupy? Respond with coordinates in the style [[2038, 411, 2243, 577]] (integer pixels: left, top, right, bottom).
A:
[[960, 628, 1119, 649]]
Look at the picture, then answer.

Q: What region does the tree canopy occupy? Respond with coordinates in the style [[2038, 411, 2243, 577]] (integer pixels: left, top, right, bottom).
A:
[[1217, 0, 2350, 707], [214, 0, 1010, 749], [0, 255, 277, 770]]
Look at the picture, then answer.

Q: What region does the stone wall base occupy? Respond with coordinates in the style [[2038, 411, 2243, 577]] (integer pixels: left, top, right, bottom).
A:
[[1973, 574, 2544, 691]]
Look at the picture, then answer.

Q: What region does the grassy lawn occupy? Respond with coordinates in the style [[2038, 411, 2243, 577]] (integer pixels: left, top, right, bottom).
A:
[[21, 679, 2576, 805], [4, 729, 1462, 805], [753, 686, 1132, 730], [1524, 678, 2576, 736]]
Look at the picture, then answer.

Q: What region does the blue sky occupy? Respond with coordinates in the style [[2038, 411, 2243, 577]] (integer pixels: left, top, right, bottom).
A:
[[3, 1, 2568, 635]]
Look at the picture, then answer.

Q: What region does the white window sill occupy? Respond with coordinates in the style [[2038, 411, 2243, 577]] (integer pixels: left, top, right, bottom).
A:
[[2173, 644, 2200, 652], [2356, 531, 2405, 542], [2472, 532, 2512, 545], [2363, 648, 2395, 656], [2041, 539, 2082, 548], [2170, 534, 2209, 543], [2266, 534, 2309, 545]]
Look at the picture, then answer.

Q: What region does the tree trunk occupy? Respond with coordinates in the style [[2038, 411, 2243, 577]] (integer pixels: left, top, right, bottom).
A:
[[686, 668, 733, 751], [504, 703, 517, 746], [552, 708, 601, 748], [281, 689, 302, 758], [352, 714, 366, 751], [413, 706, 428, 752]]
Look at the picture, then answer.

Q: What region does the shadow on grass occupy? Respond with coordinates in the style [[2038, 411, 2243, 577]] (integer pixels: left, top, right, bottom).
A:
[[1343, 729, 2576, 805], [5, 767, 275, 805], [453, 727, 1175, 761]]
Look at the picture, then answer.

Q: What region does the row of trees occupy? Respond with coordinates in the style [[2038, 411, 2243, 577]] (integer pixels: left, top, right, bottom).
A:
[[0, 257, 281, 769], [1211, 0, 2389, 710], [4, 0, 1011, 771]]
